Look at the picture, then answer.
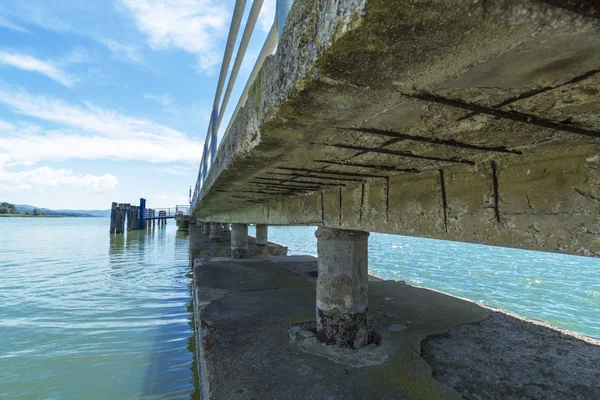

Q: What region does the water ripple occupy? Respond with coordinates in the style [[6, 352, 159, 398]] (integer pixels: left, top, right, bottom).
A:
[[0, 218, 196, 399]]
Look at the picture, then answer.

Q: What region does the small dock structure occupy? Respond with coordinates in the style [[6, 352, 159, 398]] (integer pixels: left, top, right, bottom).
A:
[[109, 198, 190, 234]]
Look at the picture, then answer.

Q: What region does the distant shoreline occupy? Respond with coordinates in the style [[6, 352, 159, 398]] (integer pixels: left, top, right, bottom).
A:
[[0, 214, 64, 218]]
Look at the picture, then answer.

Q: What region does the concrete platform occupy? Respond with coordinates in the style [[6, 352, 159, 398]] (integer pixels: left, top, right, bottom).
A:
[[192, 257, 600, 399], [189, 223, 288, 263]]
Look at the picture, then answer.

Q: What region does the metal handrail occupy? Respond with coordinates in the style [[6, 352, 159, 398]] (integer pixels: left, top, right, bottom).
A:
[[191, 0, 295, 208]]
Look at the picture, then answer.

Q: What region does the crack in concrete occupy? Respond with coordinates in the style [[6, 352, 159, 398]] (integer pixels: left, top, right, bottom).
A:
[[457, 69, 600, 121], [313, 159, 421, 173], [574, 187, 600, 202], [439, 169, 449, 233], [327, 143, 476, 165], [525, 191, 536, 211], [277, 166, 385, 179], [344, 126, 522, 154], [410, 92, 600, 139], [491, 161, 501, 223]]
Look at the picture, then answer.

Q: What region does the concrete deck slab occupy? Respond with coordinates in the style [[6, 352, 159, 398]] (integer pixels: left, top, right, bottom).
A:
[[192, 257, 600, 399]]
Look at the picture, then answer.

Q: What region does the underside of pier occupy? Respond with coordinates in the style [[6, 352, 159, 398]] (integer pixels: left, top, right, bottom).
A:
[[192, 0, 600, 256]]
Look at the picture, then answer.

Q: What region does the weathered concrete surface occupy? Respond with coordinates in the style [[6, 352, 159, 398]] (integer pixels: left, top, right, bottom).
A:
[[315, 227, 370, 348], [192, 258, 600, 399], [189, 223, 288, 263], [192, 0, 600, 257], [231, 223, 249, 259], [422, 311, 600, 400], [255, 224, 268, 246]]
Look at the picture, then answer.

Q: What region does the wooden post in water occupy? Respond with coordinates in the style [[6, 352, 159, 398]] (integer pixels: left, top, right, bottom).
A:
[[116, 204, 125, 234], [110, 202, 117, 233]]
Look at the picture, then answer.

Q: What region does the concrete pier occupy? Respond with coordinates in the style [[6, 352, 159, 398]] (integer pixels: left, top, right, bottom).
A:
[[255, 224, 268, 246], [209, 222, 221, 242], [191, 250, 600, 400], [231, 224, 249, 259], [202, 223, 210, 235], [315, 227, 370, 349]]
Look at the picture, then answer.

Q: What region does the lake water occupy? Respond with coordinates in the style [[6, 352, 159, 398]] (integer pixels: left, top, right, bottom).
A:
[[0, 218, 198, 400], [1, 218, 599, 399]]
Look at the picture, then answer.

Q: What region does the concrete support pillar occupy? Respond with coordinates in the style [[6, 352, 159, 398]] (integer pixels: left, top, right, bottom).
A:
[[202, 222, 210, 235], [231, 224, 249, 259], [222, 223, 231, 232], [256, 224, 268, 246], [209, 222, 221, 242], [315, 227, 370, 349]]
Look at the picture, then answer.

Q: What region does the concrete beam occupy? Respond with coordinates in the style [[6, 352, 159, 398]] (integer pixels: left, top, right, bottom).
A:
[[200, 146, 600, 256]]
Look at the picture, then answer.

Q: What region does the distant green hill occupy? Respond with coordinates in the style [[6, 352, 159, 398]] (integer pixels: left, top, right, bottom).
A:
[[13, 204, 110, 218]]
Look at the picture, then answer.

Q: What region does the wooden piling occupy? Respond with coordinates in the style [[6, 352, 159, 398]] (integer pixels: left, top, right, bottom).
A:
[[131, 206, 137, 230], [110, 202, 117, 233], [115, 203, 126, 234]]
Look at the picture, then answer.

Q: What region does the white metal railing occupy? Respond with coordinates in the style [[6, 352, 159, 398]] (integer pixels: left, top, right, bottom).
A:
[[191, 0, 295, 208]]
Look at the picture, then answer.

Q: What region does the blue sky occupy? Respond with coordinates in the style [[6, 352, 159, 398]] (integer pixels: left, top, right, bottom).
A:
[[0, 0, 275, 209]]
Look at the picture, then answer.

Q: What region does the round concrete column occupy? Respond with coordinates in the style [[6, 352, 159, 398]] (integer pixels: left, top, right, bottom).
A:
[[202, 222, 210, 235], [256, 224, 268, 246], [315, 227, 370, 349], [231, 224, 249, 259], [209, 222, 221, 242], [222, 223, 231, 232]]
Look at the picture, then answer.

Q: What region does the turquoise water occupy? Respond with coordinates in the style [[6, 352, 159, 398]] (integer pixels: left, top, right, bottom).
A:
[[0, 218, 198, 400], [256, 226, 600, 339], [1, 220, 598, 399]]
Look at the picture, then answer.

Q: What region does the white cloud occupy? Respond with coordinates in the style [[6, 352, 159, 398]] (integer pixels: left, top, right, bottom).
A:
[[118, 0, 229, 72], [0, 51, 77, 87], [0, 15, 27, 32], [0, 89, 204, 165], [258, 0, 275, 33], [97, 37, 145, 65], [153, 193, 189, 207], [0, 166, 118, 192], [153, 165, 192, 175], [144, 93, 172, 107], [0, 183, 33, 191]]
